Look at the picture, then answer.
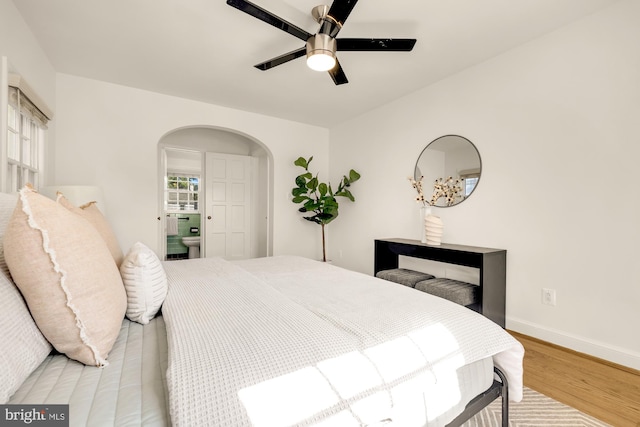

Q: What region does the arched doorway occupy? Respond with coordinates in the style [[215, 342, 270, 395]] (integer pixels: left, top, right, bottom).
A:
[[158, 126, 273, 260]]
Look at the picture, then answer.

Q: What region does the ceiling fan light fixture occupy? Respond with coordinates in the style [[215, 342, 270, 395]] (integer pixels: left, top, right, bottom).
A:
[[306, 34, 337, 72], [307, 52, 336, 72]]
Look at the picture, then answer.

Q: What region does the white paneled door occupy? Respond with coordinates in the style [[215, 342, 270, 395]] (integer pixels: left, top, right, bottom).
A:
[[205, 152, 251, 259]]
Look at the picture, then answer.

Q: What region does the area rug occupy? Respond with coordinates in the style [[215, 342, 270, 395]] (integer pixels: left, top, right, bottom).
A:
[[462, 387, 611, 426]]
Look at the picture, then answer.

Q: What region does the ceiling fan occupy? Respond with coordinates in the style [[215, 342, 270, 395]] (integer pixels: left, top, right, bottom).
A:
[[226, 0, 417, 85]]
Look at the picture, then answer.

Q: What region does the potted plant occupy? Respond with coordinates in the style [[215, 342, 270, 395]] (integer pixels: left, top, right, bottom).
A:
[[291, 156, 360, 262]]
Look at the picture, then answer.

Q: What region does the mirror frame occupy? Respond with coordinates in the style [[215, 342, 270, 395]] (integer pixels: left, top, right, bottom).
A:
[[414, 135, 482, 207]]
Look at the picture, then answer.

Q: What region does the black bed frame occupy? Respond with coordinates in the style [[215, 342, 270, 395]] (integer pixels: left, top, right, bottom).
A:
[[445, 366, 509, 427]]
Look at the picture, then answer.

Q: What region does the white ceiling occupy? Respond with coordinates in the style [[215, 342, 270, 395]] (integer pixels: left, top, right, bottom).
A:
[[13, 0, 619, 127]]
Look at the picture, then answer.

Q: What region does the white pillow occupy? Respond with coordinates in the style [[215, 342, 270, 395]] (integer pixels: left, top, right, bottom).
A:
[[0, 271, 52, 403], [120, 242, 168, 325]]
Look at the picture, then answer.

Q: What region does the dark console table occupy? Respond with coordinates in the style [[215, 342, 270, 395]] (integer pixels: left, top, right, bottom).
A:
[[374, 238, 506, 327]]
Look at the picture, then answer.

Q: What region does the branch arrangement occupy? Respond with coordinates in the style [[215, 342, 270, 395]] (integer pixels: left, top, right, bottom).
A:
[[431, 176, 463, 206], [409, 175, 463, 207]]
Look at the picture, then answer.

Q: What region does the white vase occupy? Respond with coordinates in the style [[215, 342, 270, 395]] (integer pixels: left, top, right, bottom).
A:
[[419, 206, 430, 243], [425, 214, 443, 246]]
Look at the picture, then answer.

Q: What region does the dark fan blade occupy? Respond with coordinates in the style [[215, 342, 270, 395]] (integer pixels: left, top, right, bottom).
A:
[[227, 0, 312, 42], [327, 0, 358, 28], [254, 47, 307, 70], [328, 59, 348, 85], [337, 38, 417, 51], [320, 0, 358, 37]]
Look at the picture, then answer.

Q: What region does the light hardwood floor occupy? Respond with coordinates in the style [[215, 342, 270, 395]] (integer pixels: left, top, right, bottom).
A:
[[508, 330, 640, 427]]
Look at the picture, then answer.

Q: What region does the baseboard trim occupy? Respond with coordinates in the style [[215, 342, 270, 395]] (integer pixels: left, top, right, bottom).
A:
[[507, 317, 640, 371]]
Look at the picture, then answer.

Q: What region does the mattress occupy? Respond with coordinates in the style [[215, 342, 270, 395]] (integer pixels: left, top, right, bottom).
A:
[[8, 316, 169, 427], [163, 256, 521, 426]]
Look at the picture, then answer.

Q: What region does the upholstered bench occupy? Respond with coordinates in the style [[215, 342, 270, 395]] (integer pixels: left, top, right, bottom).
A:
[[376, 269, 480, 311], [375, 268, 435, 287], [415, 278, 480, 308]]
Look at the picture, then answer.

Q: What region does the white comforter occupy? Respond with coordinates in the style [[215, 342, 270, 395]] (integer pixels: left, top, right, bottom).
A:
[[162, 256, 523, 427]]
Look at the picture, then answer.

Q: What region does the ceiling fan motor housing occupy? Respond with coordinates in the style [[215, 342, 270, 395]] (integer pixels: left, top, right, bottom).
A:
[[306, 33, 337, 59]]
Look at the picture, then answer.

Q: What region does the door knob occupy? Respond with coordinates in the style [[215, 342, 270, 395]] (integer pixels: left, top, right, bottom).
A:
[[207, 216, 212, 220]]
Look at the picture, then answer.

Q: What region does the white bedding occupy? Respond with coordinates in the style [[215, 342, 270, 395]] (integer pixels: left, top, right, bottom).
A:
[[9, 317, 169, 427], [162, 256, 524, 427]]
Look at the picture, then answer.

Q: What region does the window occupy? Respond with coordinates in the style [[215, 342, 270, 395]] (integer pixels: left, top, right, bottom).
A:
[[166, 173, 199, 211], [459, 168, 481, 198], [464, 177, 479, 197], [5, 74, 51, 193]]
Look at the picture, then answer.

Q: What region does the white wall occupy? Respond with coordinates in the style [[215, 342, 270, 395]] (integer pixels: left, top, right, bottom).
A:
[[0, 0, 57, 185], [329, 0, 640, 369], [162, 127, 258, 155], [54, 73, 330, 261]]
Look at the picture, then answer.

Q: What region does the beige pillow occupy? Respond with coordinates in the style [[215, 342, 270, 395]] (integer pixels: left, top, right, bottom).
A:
[[120, 242, 168, 325], [0, 192, 51, 403], [4, 185, 126, 367], [57, 193, 124, 267]]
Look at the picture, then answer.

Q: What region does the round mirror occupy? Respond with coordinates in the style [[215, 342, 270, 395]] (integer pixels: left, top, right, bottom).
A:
[[414, 135, 481, 207]]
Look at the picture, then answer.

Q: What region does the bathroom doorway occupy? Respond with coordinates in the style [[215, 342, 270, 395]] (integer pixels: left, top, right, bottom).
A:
[[158, 127, 273, 261], [163, 149, 202, 260]]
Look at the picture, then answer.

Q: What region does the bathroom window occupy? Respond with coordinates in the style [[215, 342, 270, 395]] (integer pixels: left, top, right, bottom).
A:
[[5, 75, 50, 193], [166, 173, 199, 211]]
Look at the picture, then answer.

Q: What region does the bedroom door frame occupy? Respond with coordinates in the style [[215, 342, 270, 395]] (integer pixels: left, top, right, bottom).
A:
[[157, 126, 273, 261]]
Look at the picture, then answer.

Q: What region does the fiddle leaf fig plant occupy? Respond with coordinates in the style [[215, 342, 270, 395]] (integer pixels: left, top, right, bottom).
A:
[[292, 156, 361, 262]]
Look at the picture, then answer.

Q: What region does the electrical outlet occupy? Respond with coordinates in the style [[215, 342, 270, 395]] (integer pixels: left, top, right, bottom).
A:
[[542, 288, 557, 306]]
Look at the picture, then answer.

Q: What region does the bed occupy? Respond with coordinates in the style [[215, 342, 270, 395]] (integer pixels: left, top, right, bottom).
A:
[[0, 189, 524, 426]]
